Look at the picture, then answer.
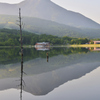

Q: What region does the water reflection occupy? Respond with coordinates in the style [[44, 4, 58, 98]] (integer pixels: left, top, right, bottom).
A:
[[89, 47, 100, 51], [46, 52, 49, 62], [20, 47, 23, 100], [35, 47, 50, 51], [0, 47, 88, 64], [0, 47, 100, 99]]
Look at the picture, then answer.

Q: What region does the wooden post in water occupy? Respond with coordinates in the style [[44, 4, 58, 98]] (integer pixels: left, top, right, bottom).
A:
[[46, 52, 49, 62]]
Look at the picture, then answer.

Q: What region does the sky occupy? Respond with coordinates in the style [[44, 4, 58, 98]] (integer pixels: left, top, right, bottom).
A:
[[0, 0, 100, 24]]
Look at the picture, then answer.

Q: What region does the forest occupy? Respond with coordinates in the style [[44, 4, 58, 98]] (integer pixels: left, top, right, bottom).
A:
[[0, 28, 89, 46]]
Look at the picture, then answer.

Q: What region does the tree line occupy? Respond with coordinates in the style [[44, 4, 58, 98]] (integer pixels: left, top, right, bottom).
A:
[[0, 28, 89, 46]]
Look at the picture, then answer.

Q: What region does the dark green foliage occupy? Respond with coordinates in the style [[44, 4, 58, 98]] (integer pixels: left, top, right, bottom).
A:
[[0, 28, 90, 46]]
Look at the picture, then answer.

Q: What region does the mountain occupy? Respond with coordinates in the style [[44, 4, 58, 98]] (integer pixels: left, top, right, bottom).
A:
[[0, 62, 100, 95], [0, 15, 100, 38], [0, 0, 100, 29]]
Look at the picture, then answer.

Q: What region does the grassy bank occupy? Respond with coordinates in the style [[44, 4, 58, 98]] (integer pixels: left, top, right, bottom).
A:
[[69, 44, 100, 47]]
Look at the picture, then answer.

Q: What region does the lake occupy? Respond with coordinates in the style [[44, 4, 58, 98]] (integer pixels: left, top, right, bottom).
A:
[[0, 47, 100, 100]]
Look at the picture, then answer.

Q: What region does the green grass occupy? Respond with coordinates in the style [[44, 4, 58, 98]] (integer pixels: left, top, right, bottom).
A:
[[69, 44, 100, 47]]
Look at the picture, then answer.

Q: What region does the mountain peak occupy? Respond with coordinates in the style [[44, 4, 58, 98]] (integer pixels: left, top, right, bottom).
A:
[[0, 0, 100, 29]]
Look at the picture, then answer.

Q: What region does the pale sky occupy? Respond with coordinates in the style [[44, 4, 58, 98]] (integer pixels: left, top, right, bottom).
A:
[[0, 0, 100, 24]]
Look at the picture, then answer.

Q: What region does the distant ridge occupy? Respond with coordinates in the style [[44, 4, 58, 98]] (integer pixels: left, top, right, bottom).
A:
[[0, 0, 100, 29], [0, 14, 100, 38]]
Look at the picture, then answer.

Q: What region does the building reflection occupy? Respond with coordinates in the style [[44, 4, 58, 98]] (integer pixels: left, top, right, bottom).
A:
[[89, 47, 100, 51], [89, 41, 100, 51], [35, 47, 50, 51]]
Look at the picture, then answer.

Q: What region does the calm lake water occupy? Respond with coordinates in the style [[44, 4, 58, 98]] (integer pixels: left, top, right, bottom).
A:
[[0, 47, 100, 100]]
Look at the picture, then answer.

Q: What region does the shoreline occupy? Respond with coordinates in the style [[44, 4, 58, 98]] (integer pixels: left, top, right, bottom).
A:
[[0, 44, 100, 48]]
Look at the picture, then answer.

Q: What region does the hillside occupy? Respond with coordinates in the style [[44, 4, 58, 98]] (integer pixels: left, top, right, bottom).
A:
[[0, 15, 100, 38], [0, 0, 100, 29]]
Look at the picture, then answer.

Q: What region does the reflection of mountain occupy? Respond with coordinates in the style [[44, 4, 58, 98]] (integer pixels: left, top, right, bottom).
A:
[[0, 52, 100, 95], [23, 62, 100, 95], [0, 62, 100, 95]]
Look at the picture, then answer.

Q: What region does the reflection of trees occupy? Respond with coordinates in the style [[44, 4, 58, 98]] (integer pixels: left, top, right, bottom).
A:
[[0, 48, 20, 64], [0, 47, 89, 65]]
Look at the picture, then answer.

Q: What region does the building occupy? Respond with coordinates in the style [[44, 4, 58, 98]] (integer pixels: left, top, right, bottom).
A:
[[93, 41, 100, 44], [35, 42, 50, 47], [35, 42, 50, 51]]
